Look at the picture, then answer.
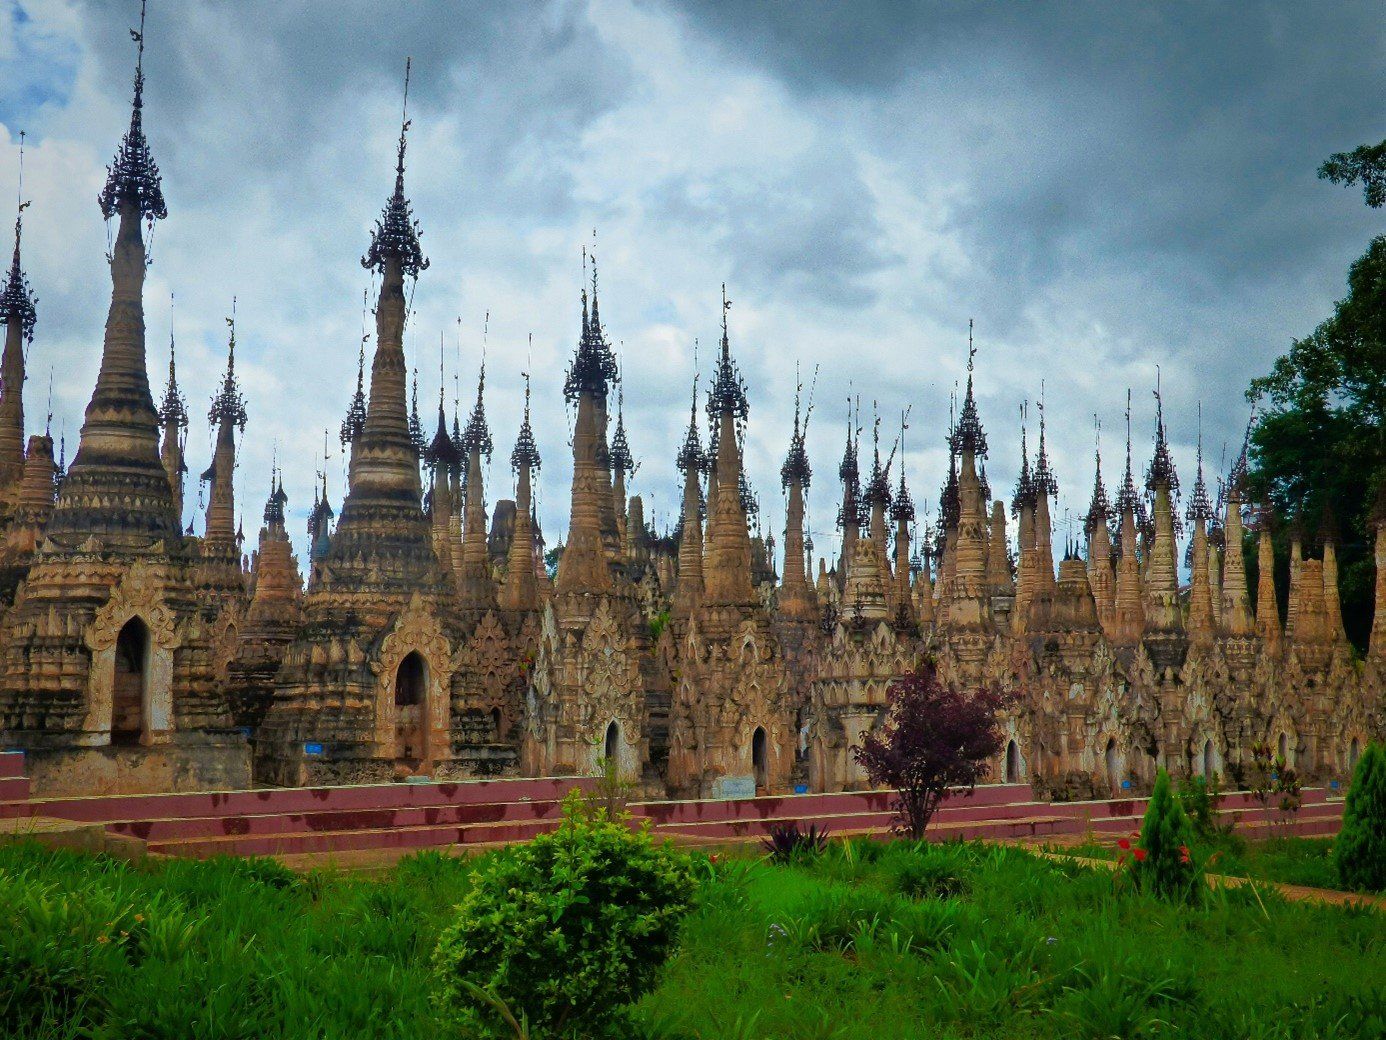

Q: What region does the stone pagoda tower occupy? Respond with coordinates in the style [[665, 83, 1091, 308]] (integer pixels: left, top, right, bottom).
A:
[[258, 63, 461, 785], [0, 12, 246, 794], [668, 290, 790, 796]]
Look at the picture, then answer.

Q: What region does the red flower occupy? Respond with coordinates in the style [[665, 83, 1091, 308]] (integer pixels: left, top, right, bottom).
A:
[[1178, 844, 1191, 864], [1117, 837, 1131, 851], [1133, 847, 1148, 862]]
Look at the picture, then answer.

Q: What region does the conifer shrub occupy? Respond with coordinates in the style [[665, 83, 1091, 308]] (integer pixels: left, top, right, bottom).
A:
[[1130, 769, 1202, 902], [431, 791, 697, 1038], [1334, 741, 1386, 892]]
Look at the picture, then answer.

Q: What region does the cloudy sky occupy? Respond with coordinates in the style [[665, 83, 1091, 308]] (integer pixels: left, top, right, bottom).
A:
[[1, 0, 1381, 563]]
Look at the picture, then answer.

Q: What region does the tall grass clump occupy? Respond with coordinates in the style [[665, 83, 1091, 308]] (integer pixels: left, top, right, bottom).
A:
[[1129, 769, 1202, 902]]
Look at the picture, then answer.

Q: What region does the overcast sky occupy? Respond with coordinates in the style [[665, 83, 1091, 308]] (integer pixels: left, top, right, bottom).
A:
[[1, 0, 1381, 564]]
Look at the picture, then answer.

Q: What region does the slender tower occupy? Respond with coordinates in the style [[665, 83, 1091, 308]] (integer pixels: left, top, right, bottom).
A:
[[500, 371, 542, 612], [673, 376, 705, 618], [203, 303, 247, 549], [1185, 422, 1215, 645], [47, 2, 180, 548], [1085, 417, 1116, 631], [778, 375, 817, 622], [457, 356, 497, 610], [0, 139, 36, 489]]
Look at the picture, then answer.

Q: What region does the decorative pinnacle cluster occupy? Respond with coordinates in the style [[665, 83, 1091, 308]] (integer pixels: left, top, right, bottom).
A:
[[891, 415, 915, 525], [510, 371, 541, 474], [98, 2, 167, 224], [1186, 415, 1212, 525], [1085, 417, 1113, 531], [1114, 390, 1141, 518], [340, 334, 367, 447], [362, 58, 428, 279], [609, 384, 634, 476], [1012, 405, 1035, 515], [1, 209, 37, 343], [676, 375, 705, 476], [425, 393, 460, 475], [836, 404, 861, 531], [1144, 383, 1180, 497], [948, 321, 987, 460], [780, 380, 812, 490], [263, 465, 288, 527], [1032, 392, 1058, 498], [157, 323, 187, 432], [706, 286, 748, 422], [463, 359, 492, 460], [208, 304, 248, 431], [564, 252, 619, 401], [408, 369, 425, 456], [864, 414, 892, 509]]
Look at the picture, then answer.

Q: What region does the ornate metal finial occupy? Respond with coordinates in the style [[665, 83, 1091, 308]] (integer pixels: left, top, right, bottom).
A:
[[864, 403, 892, 508], [2, 131, 37, 344], [98, 0, 167, 227], [676, 362, 704, 475], [44, 367, 52, 437], [463, 324, 492, 460], [1227, 405, 1255, 500], [706, 283, 748, 421], [1115, 388, 1140, 517], [938, 445, 960, 534], [564, 245, 618, 401], [408, 366, 425, 456], [1145, 368, 1179, 497], [836, 395, 861, 531], [208, 297, 247, 432], [891, 409, 915, 525], [949, 319, 987, 459], [510, 362, 541, 475], [341, 289, 369, 446], [1187, 401, 1212, 524], [1033, 382, 1057, 498], [780, 363, 815, 490], [1012, 401, 1035, 515], [361, 57, 428, 278], [157, 291, 187, 432], [54, 422, 65, 488], [264, 447, 288, 528], [610, 377, 634, 476], [1085, 413, 1113, 532]]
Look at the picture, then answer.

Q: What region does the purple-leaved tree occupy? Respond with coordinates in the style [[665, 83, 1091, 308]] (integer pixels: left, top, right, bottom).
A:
[[853, 660, 1013, 840]]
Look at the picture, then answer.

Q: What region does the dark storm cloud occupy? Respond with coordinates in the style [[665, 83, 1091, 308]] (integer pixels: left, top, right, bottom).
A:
[[2, 0, 1381, 566]]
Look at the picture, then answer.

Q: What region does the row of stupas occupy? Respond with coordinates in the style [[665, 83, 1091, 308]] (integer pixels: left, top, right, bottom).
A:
[[0, 21, 1379, 796]]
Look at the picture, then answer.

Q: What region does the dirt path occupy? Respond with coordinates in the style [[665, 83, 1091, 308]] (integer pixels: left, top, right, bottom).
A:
[[1033, 849, 1385, 911]]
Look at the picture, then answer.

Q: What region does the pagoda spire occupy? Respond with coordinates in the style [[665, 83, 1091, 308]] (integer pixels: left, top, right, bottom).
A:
[[1255, 504, 1282, 648], [315, 57, 444, 598], [501, 366, 543, 612], [1112, 391, 1145, 642], [944, 321, 992, 633], [1084, 415, 1116, 631], [204, 299, 247, 547], [1143, 377, 1183, 634], [1219, 411, 1255, 636], [49, 2, 179, 546], [341, 291, 368, 449], [610, 378, 634, 551], [157, 297, 188, 521], [1031, 387, 1057, 599], [1186, 407, 1216, 644], [779, 366, 818, 622], [700, 285, 756, 609], [673, 370, 705, 617], [0, 133, 37, 487], [423, 339, 461, 579], [458, 343, 496, 610], [891, 409, 918, 625]]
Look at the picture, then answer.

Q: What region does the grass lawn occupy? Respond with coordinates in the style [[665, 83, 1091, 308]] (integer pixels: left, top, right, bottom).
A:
[[1057, 832, 1344, 891], [1, 837, 1382, 1039]]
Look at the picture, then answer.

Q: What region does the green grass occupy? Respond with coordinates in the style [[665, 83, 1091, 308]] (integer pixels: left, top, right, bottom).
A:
[[1, 837, 1382, 1039], [1061, 833, 1343, 891]]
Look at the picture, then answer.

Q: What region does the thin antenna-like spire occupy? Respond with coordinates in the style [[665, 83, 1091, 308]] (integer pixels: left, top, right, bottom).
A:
[[361, 57, 427, 277], [209, 296, 247, 431], [2, 130, 37, 344], [511, 363, 541, 474]]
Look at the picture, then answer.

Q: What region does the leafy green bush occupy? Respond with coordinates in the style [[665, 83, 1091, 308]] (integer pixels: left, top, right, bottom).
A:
[[1130, 769, 1202, 902], [892, 846, 970, 900], [1334, 741, 1386, 892], [431, 791, 697, 1038]]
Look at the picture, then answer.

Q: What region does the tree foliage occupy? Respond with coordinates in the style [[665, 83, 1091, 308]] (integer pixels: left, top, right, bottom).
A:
[[1320, 139, 1386, 208], [853, 661, 1011, 841], [1245, 141, 1386, 650], [1130, 769, 1203, 903], [1334, 741, 1386, 892]]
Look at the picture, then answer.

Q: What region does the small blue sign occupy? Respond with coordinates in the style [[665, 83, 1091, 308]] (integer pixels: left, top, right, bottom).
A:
[[794, 784, 809, 795], [1330, 780, 1340, 790], [304, 742, 324, 756], [1121, 779, 1131, 790]]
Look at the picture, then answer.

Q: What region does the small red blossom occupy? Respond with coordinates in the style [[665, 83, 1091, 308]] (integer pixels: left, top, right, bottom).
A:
[[1133, 847, 1148, 862], [1117, 837, 1131, 851], [1178, 844, 1191, 864]]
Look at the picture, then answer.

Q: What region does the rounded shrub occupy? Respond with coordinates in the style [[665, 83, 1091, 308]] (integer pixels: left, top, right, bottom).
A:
[[432, 791, 697, 1038], [1131, 769, 1202, 902], [1334, 741, 1386, 892]]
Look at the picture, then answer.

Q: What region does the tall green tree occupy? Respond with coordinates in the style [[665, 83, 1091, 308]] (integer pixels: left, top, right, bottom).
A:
[[1245, 140, 1386, 651]]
